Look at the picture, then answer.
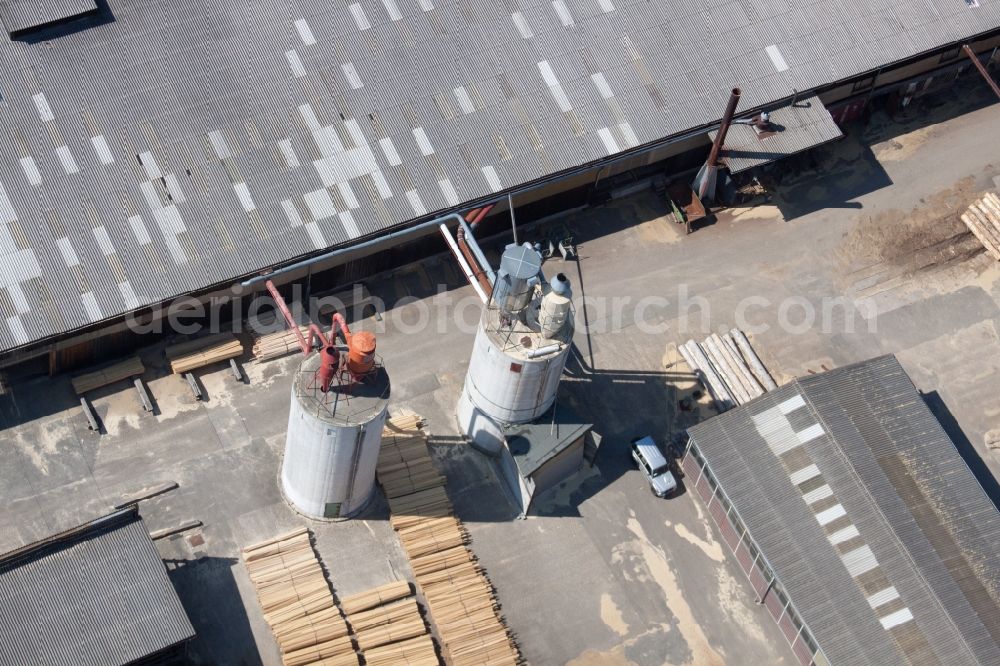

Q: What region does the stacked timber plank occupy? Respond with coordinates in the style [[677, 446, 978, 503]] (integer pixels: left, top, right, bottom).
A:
[[242, 528, 358, 666], [71, 357, 144, 394], [378, 415, 522, 666], [252, 325, 313, 361], [961, 193, 1000, 260], [340, 582, 439, 665], [166, 333, 244, 374], [679, 329, 777, 412]]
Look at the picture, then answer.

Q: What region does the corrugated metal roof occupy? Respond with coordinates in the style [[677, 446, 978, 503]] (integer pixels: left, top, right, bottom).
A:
[[708, 95, 844, 173], [0, 0, 96, 35], [1, 2, 999, 354], [687, 355, 1000, 665], [0, 507, 194, 666]]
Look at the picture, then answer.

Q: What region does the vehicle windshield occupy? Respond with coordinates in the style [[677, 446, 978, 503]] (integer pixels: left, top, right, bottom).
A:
[[652, 463, 669, 476]]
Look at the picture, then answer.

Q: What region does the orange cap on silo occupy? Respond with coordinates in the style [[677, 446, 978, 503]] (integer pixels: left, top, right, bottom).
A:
[[347, 331, 376, 375]]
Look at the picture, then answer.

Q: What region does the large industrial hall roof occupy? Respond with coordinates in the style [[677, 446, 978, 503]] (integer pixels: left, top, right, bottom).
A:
[[0, 506, 194, 666], [1, 1, 999, 354], [687, 355, 1000, 665]]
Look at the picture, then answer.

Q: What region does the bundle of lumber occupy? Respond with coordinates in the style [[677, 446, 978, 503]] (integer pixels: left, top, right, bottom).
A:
[[166, 333, 244, 374], [961, 192, 1000, 261], [252, 325, 314, 361], [678, 328, 777, 413], [377, 415, 522, 666], [341, 581, 439, 665], [243, 528, 358, 666], [71, 357, 144, 394]]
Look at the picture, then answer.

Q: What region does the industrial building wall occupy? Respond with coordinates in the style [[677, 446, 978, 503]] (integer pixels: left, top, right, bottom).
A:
[[681, 441, 826, 666], [529, 437, 586, 498]]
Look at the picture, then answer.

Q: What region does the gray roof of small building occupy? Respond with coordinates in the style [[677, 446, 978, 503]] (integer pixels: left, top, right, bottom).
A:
[[0, 507, 194, 666], [504, 404, 590, 476], [1, 2, 999, 354], [687, 355, 1000, 665]]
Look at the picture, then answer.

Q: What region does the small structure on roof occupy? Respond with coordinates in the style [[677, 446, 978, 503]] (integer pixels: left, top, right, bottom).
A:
[[0, 506, 195, 666], [682, 355, 1000, 666]]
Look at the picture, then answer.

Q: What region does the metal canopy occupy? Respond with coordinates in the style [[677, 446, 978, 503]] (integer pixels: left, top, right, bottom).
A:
[[709, 95, 844, 174]]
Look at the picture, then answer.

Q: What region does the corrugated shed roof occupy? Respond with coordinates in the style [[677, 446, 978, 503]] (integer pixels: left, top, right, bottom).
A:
[[688, 355, 1000, 665], [0, 507, 194, 666], [1, 2, 999, 353]]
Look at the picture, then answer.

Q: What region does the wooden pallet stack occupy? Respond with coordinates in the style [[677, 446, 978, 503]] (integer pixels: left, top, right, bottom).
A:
[[252, 325, 313, 361], [166, 333, 244, 374], [377, 415, 523, 666], [678, 328, 778, 412], [70, 357, 144, 394], [961, 193, 1000, 261], [242, 528, 358, 666], [340, 581, 439, 665]]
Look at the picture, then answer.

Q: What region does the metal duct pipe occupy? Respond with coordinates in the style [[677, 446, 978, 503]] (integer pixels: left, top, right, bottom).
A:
[[440, 224, 489, 303], [460, 205, 497, 285], [525, 343, 562, 358], [456, 225, 494, 297], [707, 87, 742, 168], [962, 45, 1000, 100], [264, 279, 327, 356]]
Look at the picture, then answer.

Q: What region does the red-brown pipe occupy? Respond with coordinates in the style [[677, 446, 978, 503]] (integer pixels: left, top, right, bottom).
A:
[[963, 45, 1000, 100], [456, 226, 494, 297], [265, 280, 313, 355], [707, 88, 742, 168], [470, 203, 494, 229]]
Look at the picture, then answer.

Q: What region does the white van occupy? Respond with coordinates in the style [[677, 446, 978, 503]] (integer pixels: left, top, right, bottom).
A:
[[630, 436, 678, 498]]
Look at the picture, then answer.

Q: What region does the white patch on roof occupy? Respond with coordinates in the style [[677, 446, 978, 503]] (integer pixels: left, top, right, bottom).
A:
[[140, 182, 162, 211], [413, 127, 434, 156], [0, 181, 15, 223], [841, 545, 878, 577], [828, 524, 860, 545], [234, 183, 256, 211], [92, 226, 115, 255], [281, 200, 303, 227], [128, 215, 151, 245], [138, 152, 161, 179], [370, 170, 392, 199], [164, 174, 185, 203], [81, 291, 102, 322], [815, 503, 846, 526], [208, 130, 231, 159], [381, 0, 402, 21], [286, 50, 307, 78], [591, 72, 614, 99], [417, 0, 433, 10], [789, 463, 820, 485], [313, 126, 345, 157], [91, 135, 114, 165], [797, 423, 825, 443], [481, 166, 502, 192], [597, 128, 619, 154], [406, 189, 426, 215], [552, 0, 574, 26], [304, 221, 326, 249], [154, 206, 188, 264], [278, 140, 300, 168], [379, 137, 402, 166], [56, 237, 80, 267], [6, 317, 28, 345], [801, 483, 833, 505], [337, 181, 359, 209], [344, 118, 367, 147], [765, 44, 789, 72], [598, 0, 615, 12], [294, 19, 316, 45], [19, 156, 41, 186], [618, 123, 639, 148], [298, 104, 322, 132], [339, 210, 361, 238], [304, 188, 337, 220], [119, 281, 140, 309], [512, 12, 532, 39], [538, 61, 559, 87], [33, 93, 53, 122], [778, 394, 806, 414], [879, 608, 914, 630], [342, 63, 363, 89], [6, 283, 28, 313], [349, 3, 371, 30], [454, 86, 475, 114], [438, 178, 459, 205], [866, 587, 900, 610], [56, 146, 79, 174]]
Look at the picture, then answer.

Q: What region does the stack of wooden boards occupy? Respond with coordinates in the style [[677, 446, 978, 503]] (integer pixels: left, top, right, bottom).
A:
[[252, 325, 313, 361], [243, 528, 357, 666], [166, 333, 244, 374], [961, 192, 1000, 261], [678, 328, 778, 412], [70, 356, 144, 394], [378, 415, 523, 666], [340, 581, 439, 666]]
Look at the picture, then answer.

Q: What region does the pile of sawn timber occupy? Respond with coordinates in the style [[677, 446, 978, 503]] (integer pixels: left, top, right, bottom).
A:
[[961, 192, 1000, 261], [166, 333, 244, 374], [340, 581, 439, 666], [242, 528, 357, 666], [252, 325, 313, 361], [377, 415, 523, 665], [679, 328, 777, 412]]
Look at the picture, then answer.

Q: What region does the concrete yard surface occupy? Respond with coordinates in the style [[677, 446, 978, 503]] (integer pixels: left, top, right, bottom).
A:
[[2, 84, 1000, 665]]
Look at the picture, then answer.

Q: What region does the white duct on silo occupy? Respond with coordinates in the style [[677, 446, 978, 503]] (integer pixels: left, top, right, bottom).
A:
[[281, 354, 390, 519]]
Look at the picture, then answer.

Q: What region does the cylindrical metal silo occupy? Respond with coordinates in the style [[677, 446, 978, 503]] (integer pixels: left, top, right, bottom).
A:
[[458, 300, 574, 454], [281, 352, 390, 519]]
